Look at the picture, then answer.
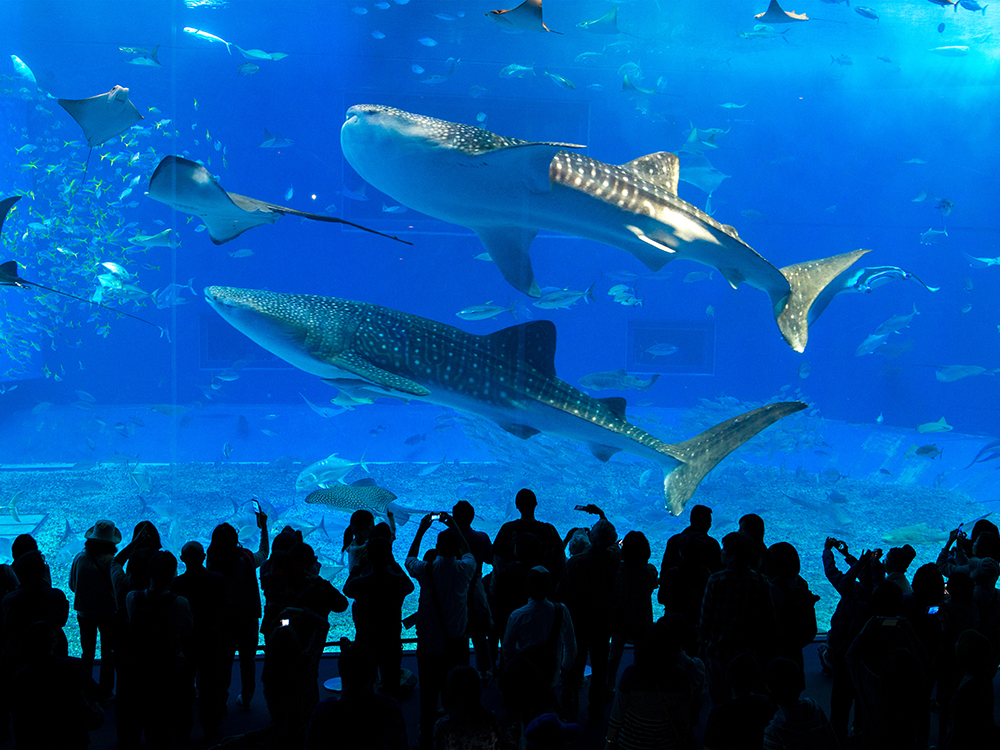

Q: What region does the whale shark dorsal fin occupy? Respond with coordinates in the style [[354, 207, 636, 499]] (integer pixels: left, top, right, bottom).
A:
[[485, 320, 557, 377], [662, 401, 808, 515], [474, 226, 541, 297], [331, 351, 431, 397], [622, 152, 680, 196], [598, 396, 628, 420], [589, 443, 621, 462], [776, 249, 870, 352]]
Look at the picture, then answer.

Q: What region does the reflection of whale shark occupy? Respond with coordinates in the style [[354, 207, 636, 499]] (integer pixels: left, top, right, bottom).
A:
[[205, 285, 806, 515], [340, 105, 868, 352]]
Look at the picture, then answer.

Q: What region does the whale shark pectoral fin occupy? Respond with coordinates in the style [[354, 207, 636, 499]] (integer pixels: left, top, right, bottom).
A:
[[483, 142, 565, 193], [661, 401, 807, 516], [776, 249, 870, 353], [474, 226, 541, 297], [498, 423, 541, 439], [329, 351, 431, 397], [621, 152, 680, 196], [597, 396, 628, 420]]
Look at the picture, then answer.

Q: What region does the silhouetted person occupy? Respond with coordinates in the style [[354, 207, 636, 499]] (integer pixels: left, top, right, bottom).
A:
[[700, 531, 775, 705], [69, 519, 120, 704], [10, 534, 48, 585], [307, 639, 407, 749], [845, 613, 929, 750], [493, 532, 542, 655], [207, 508, 269, 712], [608, 531, 658, 693], [972, 556, 1000, 659], [172, 540, 226, 741], [343, 535, 414, 700], [883, 545, 916, 595], [120, 550, 193, 749], [558, 518, 619, 724], [453, 500, 495, 679], [492, 488, 565, 585], [762, 657, 838, 749], [1, 549, 69, 742], [945, 628, 999, 748], [434, 664, 506, 749], [661, 504, 722, 574], [739, 513, 768, 571], [606, 617, 695, 750], [502, 566, 575, 729], [659, 534, 712, 647], [12, 620, 102, 749], [764, 541, 819, 670], [262, 617, 315, 748], [343, 509, 376, 573], [703, 653, 776, 750], [901, 562, 947, 703], [406, 512, 476, 748]]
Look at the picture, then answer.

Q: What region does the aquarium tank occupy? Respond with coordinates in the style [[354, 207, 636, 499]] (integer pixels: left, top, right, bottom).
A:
[[1, 0, 998, 656]]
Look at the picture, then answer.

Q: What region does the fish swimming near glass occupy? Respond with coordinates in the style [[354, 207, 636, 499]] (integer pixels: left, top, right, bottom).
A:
[[340, 105, 870, 352], [205, 285, 807, 515], [305, 478, 415, 523]]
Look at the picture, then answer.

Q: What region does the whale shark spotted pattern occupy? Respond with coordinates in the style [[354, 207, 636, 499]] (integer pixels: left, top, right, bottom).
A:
[[340, 104, 870, 352], [205, 285, 806, 515]]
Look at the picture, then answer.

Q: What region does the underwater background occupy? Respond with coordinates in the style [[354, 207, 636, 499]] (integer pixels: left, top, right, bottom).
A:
[[1, 0, 998, 655]]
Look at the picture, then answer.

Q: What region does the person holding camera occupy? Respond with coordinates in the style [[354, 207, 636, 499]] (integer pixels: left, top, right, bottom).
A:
[[405, 512, 476, 748]]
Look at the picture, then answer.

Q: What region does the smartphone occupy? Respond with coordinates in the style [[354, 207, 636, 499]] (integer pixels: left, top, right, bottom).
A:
[[430, 513, 441, 521], [882, 618, 898, 627], [928, 605, 940, 615], [574, 505, 587, 512], [252, 498, 262, 514], [280, 618, 290, 627]]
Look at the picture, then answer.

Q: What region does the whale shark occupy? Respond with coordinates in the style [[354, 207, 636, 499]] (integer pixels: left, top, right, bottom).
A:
[[340, 105, 869, 352], [205, 285, 806, 515]]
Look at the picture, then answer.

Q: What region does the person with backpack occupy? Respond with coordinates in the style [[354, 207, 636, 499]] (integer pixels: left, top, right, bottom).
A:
[[764, 542, 820, 671], [120, 551, 193, 748], [207, 508, 269, 713], [501, 566, 575, 732]]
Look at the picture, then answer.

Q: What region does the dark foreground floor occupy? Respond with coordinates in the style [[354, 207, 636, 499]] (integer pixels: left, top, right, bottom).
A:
[[1, 638, 971, 749]]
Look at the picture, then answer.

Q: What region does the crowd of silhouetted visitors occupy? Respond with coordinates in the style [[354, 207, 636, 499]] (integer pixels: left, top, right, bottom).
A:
[[0, 489, 998, 749]]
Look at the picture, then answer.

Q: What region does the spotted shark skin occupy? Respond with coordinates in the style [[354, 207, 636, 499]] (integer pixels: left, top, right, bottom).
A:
[[340, 104, 869, 352], [205, 285, 806, 515]]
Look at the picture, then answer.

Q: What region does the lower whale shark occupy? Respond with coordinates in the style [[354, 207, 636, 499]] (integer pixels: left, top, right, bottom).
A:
[[340, 104, 870, 352], [205, 285, 806, 515]]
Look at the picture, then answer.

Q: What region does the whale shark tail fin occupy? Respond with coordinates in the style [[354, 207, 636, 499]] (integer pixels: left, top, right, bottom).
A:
[[775, 249, 870, 353], [660, 401, 807, 516]]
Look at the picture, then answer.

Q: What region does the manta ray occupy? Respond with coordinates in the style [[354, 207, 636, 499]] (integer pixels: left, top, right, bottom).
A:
[[340, 105, 870, 352], [58, 85, 144, 169], [205, 285, 806, 515], [2, 197, 157, 327], [487, 0, 562, 33], [147, 156, 410, 245], [808, 265, 939, 323], [578, 5, 623, 34]]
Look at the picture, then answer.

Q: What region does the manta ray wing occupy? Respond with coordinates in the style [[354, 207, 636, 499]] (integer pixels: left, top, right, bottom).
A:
[[58, 86, 144, 148], [487, 0, 561, 33], [148, 156, 411, 245], [755, 0, 809, 22], [579, 5, 621, 33], [0, 195, 21, 239]]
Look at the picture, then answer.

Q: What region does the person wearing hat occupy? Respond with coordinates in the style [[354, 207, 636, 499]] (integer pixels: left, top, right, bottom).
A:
[[70, 519, 122, 704]]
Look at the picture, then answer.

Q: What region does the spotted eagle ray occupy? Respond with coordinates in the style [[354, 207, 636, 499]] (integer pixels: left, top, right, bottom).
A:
[[340, 105, 869, 352], [147, 155, 410, 245], [205, 285, 807, 515], [2, 196, 159, 329], [808, 265, 939, 323]]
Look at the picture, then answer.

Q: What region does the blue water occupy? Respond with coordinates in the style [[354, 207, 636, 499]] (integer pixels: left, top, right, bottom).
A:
[[1, 1, 998, 647]]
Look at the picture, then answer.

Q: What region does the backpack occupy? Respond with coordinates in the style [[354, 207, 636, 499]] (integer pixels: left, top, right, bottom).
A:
[[775, 578, 820, 649]]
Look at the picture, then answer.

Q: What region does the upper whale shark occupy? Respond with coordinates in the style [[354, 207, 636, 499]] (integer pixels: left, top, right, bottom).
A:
[[205, 285, 806, 515], [340, 104, 870, 352]]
